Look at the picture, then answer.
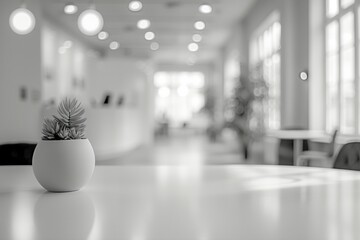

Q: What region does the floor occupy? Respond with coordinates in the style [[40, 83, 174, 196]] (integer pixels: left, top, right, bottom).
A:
[[98, 129, 266, 166]]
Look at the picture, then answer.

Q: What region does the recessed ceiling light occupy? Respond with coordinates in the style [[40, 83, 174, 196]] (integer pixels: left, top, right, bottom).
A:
[[194, 21, 205, 30], [98, 31, 109, 40], [150, 42, 159, 51], [145, 31, 155, 40], [199, 4, 212, 14], [109, 41, 119, 50], [64, 3, 78, 14], [192, 34, 202, 42], [78, 9, 104, 36], [137, 19, 150, 29], [129, 1, 143, 12], [9, 8, 36, 35], [188, 42, 199, 52]]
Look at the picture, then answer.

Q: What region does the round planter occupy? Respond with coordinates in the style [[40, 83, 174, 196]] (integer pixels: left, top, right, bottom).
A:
[[32, 139, 95, 192]]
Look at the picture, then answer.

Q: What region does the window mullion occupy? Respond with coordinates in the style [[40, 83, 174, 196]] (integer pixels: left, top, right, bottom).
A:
[[355, 6, 359, 134], [338, 14, 342, 134]]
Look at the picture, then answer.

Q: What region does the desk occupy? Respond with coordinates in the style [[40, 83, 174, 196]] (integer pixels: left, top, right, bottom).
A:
[[267, 130, 327, 165], [1, 165, 360, 240]]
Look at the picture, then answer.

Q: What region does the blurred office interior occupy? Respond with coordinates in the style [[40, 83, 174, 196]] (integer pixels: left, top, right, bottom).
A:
[[0, 0, 357, 166]]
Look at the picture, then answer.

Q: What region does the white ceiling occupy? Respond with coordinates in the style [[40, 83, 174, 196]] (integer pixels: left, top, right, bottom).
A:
[[41, 0, 256, 65]]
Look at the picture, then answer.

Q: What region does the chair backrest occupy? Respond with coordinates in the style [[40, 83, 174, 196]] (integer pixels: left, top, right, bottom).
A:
[[333, 142, 360, 170], [0, 143, 36, 165], [327, 129, 338, 157]]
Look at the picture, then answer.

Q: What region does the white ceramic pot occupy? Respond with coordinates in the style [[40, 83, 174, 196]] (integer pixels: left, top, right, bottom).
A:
[[32, 139, 95, 192]]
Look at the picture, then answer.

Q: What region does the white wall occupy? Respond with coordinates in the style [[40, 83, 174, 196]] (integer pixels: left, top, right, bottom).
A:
[[309, 0, 326, 130], [87, 58, 154, 160], [0, 0, 42, 144], [242, 0, 310, 129], [42, 22, 95, 105]]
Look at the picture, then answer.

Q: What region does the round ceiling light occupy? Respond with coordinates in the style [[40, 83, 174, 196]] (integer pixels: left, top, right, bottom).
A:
[[145, 31, 155, 40], [78, 9, 104, 36], [188, 43, 199, 52], [194, 21, 205, 30], [98, 31, 109, 40], [199, 4, 212, 14], [137, 19, 150, 29], [64, 3, 78, 14], [129, 1, 143, 12], [9, 8, 36, 35], [109, 41, 119, 50], [192, 34, 202, 42], [150, 42, 159, 51]]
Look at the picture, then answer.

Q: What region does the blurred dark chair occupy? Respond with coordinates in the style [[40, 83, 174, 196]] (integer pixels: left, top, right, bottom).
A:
[[278, 127, 309, 165], [333, 142, 360, 171], [0, 143, 36, 165], [297, 129, 338, 167]]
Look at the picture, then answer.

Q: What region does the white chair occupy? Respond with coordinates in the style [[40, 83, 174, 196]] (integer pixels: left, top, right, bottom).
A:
[[296, 130, 338, 167]]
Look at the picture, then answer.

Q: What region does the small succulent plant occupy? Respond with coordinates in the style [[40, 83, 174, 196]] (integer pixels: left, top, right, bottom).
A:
[[42, 98, 87, 140]]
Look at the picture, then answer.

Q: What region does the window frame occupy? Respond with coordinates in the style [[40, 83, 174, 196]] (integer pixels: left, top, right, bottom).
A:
[[250, 12, 281, 130], [324, 0, 359, 135]]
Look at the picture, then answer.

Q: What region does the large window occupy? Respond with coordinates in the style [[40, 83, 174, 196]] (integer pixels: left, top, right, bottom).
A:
[[154, 72, 205, 128], [250, 13, 281, 130], [325, 0, 359, 135]]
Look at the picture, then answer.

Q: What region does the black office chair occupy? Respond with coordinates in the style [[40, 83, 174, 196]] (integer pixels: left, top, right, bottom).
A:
[[0, 143, 36, 165], [333, 142, 360, 171]]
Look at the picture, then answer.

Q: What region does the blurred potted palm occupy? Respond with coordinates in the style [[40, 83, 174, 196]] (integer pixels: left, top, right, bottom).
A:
[[225, 66, 267, 160], [202, 88, 218, 141]]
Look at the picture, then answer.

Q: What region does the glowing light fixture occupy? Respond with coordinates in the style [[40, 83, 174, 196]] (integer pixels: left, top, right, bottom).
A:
[[300, 71, 308, 81], [192, 34, 202, 42], [145, 31, 155, 40], [194, 21, 205, 30], [109, 41, 119, 50], [137, 19, 150, 29], [78, 8, 104, 36], [199, 4, 212, 14], [129, 1, 143, 12], [150, 42, 159, 51], [64, 3, 78, 14], [188, 43, 199, 52], [9, 7, 36, 35], [98, 31, 109, 40]]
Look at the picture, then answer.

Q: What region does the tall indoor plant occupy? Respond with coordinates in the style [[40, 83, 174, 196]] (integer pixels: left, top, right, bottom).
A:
[[225, 68, 267, 160], [32, 98, 95, 192]]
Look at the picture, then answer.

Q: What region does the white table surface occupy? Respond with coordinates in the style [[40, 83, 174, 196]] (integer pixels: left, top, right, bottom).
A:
[[266, 130, 327, 140], [1, 165, 360, 240]]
